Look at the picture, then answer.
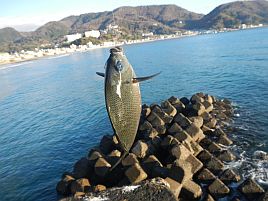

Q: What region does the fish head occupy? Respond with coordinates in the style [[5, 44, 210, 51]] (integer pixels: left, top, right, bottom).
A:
[[105, 47, 131, 76]]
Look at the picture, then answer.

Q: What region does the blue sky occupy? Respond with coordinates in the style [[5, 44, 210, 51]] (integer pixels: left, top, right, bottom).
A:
[[0, 0, 235, 31]]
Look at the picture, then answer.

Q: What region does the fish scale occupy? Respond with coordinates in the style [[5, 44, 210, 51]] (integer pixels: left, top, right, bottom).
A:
[[105, 53, 141, 152]]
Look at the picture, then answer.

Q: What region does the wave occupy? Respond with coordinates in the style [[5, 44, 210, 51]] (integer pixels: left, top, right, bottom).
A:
[[253, 150, 268, 160], [46, 54, 70, 60], [0, 61, 34, 70], [225, 101, 268, 186], [226, 150, 268, 185], [234, 113, 240, 117]]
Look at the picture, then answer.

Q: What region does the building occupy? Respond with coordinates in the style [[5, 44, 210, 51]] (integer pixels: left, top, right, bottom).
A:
[[107, 24, 119, 30], [70, 44, 77, 49], [85, 30, 100, 38], [87, 42, 94, 48], [65, 33, 82, 43], [100, 30, 107, 35], [0, 53, 11, 61], [103, 41, 116, 47], [105, 24, 120, 34], [142, 32, 154, 37], [240, 24, 247, 29]]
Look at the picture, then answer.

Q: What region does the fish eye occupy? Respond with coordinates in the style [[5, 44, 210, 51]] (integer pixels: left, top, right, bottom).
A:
[[115, 60, 123, 72]]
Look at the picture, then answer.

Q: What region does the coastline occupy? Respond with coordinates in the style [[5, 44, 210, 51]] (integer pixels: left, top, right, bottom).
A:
[[0, 34, 195, 69], [0, 26, 266, 69]]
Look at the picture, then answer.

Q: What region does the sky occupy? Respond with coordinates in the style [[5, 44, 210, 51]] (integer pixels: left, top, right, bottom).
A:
[[0, 0, 236, 31]]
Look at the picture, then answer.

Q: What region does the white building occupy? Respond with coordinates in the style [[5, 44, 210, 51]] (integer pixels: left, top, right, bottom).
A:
[[87, 42, 94, 48], [142, 32, 154, 37], [0, 53, 11, 61], [65, 33, 82, 43], [103, 41, 116, 47], [70, 44, 77, 49], [107, 24, 119, 30], [85, 30, 100, 38], [241, 24, 247, 29]]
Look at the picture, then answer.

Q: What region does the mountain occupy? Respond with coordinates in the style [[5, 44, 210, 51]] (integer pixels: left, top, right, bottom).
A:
[[0, 27, 22, 44], [189, 0, 268, 29], [0, 4, 203, 52], [63, 5, 203, 33], [0, 2, 268, 52], [34, 21, 70, 41]]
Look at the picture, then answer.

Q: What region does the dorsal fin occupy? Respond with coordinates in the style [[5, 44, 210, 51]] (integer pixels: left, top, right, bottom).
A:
[[132, 72, 161, 83], [96, 72, 105, 77]]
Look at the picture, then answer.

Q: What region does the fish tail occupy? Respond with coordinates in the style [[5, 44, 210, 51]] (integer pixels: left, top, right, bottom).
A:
[[109, 151, 128, 172]]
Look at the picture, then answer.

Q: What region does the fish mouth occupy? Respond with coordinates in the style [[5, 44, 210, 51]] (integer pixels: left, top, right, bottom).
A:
[[110, 46, 123, 54]]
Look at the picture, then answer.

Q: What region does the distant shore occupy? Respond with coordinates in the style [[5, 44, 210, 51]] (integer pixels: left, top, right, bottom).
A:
[[0, 26, 266, 69], [0, 34, 198, 68]]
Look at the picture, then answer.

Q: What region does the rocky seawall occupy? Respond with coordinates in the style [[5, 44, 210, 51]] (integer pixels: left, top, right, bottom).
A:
[[56, 93, 267, 201]]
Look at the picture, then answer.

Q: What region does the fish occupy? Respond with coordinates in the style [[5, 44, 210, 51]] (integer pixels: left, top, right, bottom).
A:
[[96, 46, 160, 171]]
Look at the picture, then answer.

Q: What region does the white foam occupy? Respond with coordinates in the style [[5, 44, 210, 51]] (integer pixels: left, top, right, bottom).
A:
[[237, 125, 249, 131], [47, 53, 70, 59], [256, 143, 266, 147], [249, 159, 268, 185], [84, 195, 109, 201], [253, 150, 267, 160], [122, 185, 140, 192], [226, 149, 268, 185], [231, 102, 239, 107]]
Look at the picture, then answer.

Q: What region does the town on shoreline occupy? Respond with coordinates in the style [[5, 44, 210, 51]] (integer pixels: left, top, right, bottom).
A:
[[0, 24, 265, 68]]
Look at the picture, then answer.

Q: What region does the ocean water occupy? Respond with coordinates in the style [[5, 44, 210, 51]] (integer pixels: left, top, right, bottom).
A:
[[0, 27, 268, 201]]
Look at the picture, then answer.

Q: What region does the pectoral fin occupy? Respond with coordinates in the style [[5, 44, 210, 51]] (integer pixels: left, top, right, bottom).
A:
[[96, 72, 105, 77], [132, 72, 161, 83]]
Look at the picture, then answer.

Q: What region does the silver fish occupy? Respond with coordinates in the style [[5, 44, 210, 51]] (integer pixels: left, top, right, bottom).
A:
[[97, 46, 160, 170]]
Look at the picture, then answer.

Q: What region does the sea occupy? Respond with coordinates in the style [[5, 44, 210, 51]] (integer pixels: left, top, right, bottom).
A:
[[0, 27, 267, 201]]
